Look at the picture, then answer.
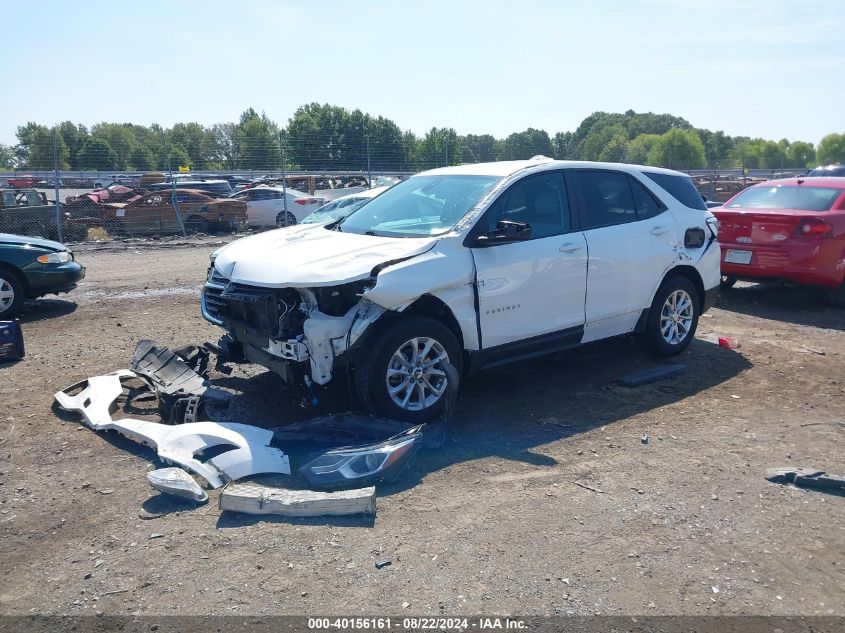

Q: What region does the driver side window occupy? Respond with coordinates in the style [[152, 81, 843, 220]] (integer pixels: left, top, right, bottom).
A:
[[484, 171, 570, 239]]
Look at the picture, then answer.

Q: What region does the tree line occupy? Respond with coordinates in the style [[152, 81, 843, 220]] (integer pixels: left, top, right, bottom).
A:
[[3, 104, 844, 173]]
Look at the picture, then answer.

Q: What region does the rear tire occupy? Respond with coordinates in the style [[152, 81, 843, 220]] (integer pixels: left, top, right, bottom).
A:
[[0, 269, 25, 319], [827, 280, 845, 307], [275, 211, 297, 228], [353, 316, 461, 423], [184, 215, 210, 234], [720, 275, 737, 289], [639, 276, 700, 357]]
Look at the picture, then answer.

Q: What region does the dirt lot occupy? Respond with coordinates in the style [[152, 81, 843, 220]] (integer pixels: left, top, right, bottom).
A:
[[0, 239, 843, 617]]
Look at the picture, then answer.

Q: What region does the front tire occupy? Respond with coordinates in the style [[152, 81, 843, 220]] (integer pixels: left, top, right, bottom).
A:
[[640, 276, 700, 357], [354, 316, 461, 423], [0, 270, 25, 319]]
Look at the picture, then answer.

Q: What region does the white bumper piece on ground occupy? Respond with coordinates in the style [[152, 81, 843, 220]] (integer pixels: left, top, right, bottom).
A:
[[54, 374, 290, 489], [53, 370, 138, 429]]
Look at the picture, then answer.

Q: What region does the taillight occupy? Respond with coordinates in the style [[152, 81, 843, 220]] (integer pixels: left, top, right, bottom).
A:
[[294, 198, 320, 205], [794, 219, 833, 238]]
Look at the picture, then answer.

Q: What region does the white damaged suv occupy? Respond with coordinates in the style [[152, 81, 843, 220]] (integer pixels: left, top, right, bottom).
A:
[[202, 158, 720, 422]]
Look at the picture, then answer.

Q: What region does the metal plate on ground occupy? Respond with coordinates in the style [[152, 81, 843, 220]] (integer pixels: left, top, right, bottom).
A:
[[616, 364, 686, 387]]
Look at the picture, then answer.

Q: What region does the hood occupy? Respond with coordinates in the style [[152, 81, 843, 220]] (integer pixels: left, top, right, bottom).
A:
[[0, 232, 66, 250], [213, 224, 438, 287]]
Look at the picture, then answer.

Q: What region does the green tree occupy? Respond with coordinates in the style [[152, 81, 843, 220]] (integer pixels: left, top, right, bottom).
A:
[[401, 130, 420, 171], [786, 141, 815, 168], [167, 144, 192, 171], [597, 130, 629, 163], [696, 129, 734, 166], [626, 133, 660, 165], [90, 123, 139, 169], [419, 128, 458, 168], [646, 129, 706, 169], [552, 131, 576, 160], [58, 121, 89, 170], [0, 143, 14, 169], [459, 134, 497, 163], [817, 133, 845, 165], [236, 109, 280, 169], [167, 123, 208, 169], [15, 122, 69, 169], [77, 137, 117, 170], [580, 124, 626, 161], [499, 128, 552, 160], [128, 145, 156, 171]]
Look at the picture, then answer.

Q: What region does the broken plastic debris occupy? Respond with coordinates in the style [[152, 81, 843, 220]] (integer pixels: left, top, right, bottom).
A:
[[94, 419, 291, 488], [130, 339, 230, 422], [765, 467, 845, 492], [54, 370, 138, 429], [147, 467, 208, 502], [219, 483, 376, 517], [718, 337, 741, 350]]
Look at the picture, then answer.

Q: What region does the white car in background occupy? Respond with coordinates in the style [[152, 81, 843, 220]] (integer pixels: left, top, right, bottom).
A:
[[230, 186, 325, 228], [300, 186, 389, 225], [204, 159, 720, 422]]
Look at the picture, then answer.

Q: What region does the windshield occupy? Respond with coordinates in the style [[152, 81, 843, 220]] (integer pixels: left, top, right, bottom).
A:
[[302, 196, 371, 224], [726, 185, 843, 211], [337, 175, 500, 237]]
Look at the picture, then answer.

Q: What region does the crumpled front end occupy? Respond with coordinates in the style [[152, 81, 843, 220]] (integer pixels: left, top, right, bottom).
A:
[[202, 266, 385, 386]]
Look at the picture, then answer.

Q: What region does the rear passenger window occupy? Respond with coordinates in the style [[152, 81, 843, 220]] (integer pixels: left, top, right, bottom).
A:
[[484, 171, 570, 239], [575, 170, 636, 229], [642, 171, 707, 210], [629, 177, 664, 219]]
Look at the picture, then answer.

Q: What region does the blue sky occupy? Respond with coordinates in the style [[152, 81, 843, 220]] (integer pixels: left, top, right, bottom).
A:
[[2, 0, 842, 146]]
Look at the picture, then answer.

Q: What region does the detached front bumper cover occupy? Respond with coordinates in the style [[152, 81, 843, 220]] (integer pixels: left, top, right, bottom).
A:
[[300, 426, 423, 489]]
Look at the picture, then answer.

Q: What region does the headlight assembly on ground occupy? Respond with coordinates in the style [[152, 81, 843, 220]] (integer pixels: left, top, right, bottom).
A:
[[300, 428, 422, 488]]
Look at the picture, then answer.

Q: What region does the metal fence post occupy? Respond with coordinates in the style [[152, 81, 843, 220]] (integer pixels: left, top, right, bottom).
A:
[[280, 131, 288, 215], [51, 128, 63, 243], [366, 135, 372, 187]]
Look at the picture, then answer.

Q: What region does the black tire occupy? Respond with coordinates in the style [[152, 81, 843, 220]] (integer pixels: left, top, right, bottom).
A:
[[0, 269, 25, 319], [720, 275, 737, 289], [639, 276, 700, 357], [827, 280, 845, 307], [353, 315, 461, 423], [275, 211, 297, 228], [184, 215, 210, 234]]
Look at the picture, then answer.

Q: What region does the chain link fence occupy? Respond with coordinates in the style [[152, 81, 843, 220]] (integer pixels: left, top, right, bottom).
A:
[[0, 128, 817, 244]]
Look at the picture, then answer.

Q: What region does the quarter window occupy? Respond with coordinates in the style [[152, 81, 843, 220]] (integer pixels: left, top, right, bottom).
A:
[[483, 171, 570, 239], [630, 177, 664, 219], [575, 170, 636, 229]]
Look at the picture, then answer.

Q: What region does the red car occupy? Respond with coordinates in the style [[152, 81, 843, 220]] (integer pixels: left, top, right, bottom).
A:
[[712, 177, 845, 306], [7, 176, 36, 189]]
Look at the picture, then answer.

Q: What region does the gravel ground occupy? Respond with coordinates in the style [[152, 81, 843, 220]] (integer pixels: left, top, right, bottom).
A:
[[0, 240, 843, 617]]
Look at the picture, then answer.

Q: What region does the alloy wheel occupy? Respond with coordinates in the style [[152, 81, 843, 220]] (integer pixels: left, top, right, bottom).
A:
[[385, 337, 449, 412], [660, 289, 694, 345], [0, 277, 15, 313]]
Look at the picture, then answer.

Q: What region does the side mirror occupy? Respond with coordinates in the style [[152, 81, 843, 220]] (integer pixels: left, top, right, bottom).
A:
[[474, 219, 532, 246]]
